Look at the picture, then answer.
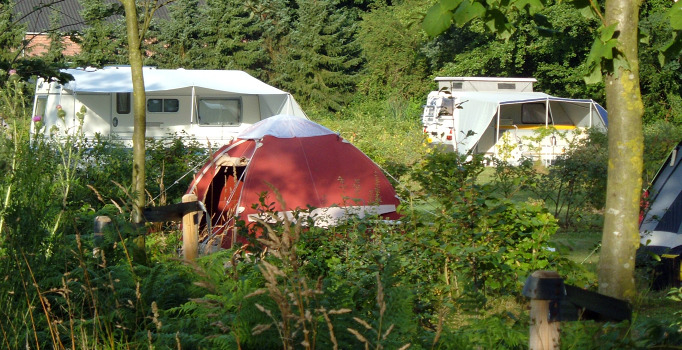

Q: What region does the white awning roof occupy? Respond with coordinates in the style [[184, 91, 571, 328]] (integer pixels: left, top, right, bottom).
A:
[[61, 66, 288, 95]]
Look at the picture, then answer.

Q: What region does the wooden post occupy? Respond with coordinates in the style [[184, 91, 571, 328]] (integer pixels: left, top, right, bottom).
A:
[[523, 270, 564, 350], [529, 298, 560, 350], [182, 194, 199, 261]]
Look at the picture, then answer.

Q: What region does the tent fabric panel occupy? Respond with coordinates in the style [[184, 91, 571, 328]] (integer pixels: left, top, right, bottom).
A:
[[654, 188, 682, 234], [650, 144, 682, 198], [595, 103, 608, 127], [641, 231, 682, 251], [297, 134, 399, 207], [640, 142, 682, 236], [244, 135, 397, 215], [188, 140, 257, 200], [238, 134, 399, 215], [548, 100, 589, 126], [455, 93, 506, 153], [238, 136, 322, 214], [239, 114, 334, 139]]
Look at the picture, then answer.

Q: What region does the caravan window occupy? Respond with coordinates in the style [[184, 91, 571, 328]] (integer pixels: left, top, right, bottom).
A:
[[164, 99, 179, 112], [34, 96, 47, 118], [522, 103, 551, 124], [197, 99, 241, 126], [439, 97, 455, 116], [147, 99, 180, 113], [117, 93, 131, 114]]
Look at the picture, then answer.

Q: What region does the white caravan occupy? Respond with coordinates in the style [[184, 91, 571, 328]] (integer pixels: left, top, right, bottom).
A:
[[422, 77, 608, 165], [32, 66, 307, 147]]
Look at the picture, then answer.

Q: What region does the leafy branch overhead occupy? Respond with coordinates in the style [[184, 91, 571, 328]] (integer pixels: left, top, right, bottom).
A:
[[423, 0, 547, 40], [423, 0, 681, 84], [660, 0, 682, 66]]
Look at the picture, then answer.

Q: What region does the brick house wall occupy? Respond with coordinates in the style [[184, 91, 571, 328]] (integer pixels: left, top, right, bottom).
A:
[[23, 33, 81, 57]]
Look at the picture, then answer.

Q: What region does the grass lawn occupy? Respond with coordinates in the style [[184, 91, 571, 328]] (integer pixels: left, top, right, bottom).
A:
[[552, 230, 602, 273], [552, 229, 680, 328]]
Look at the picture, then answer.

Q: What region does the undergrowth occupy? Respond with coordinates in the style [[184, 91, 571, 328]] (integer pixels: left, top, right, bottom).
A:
[[1, 74, 681, 348]]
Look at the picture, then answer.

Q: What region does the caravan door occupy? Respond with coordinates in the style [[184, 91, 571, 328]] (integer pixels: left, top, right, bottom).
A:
[[110, 92, 134, 141]]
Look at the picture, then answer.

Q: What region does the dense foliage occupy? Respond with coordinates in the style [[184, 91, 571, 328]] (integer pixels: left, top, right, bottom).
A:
[[3, 0, 678, 120], [2, 0, 682, 348]]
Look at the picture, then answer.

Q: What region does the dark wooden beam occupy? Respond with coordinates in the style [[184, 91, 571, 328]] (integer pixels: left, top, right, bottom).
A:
[[143, 201, 201, 222]]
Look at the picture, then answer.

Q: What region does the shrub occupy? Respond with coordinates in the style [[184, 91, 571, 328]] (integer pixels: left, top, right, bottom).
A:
[[642, 120, 682, 185], [410, 149, 582, 305]]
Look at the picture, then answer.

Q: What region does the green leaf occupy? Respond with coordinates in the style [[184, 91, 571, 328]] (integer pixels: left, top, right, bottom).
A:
[[659, 31, 682, 66], [568, 0, 599, 21], [600, 23, 618, 42], [602, 39, 618, 60], [453, 1, 486, 26], [514, 0, 545, 15], [585, 36, 603, 65], [583, 64, 602, 85], [443, 0, 465, 11], [424, 2, 456, 36], [484, 9, 513, 39], [668, 0, 682, 30], [639, 26, 650, 45]]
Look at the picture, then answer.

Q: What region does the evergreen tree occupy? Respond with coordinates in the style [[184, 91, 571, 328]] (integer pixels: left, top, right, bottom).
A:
[[44, 9, 67, 64], [197, 0, 284, 79], [149, 0, 204, 68], [0, 0, 27, 67], [357, 0, 430, 99], [73, 0, 127, 67], [0, 1, 68, 93], [274, 0, 361, 112]]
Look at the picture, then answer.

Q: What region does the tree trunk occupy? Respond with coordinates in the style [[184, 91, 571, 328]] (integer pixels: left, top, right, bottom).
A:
[[598, 0, 644, 301], [121, 0, 147, 225]]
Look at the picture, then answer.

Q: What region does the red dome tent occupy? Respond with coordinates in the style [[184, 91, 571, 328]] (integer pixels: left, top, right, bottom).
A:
[[186, 115, 401, 249]]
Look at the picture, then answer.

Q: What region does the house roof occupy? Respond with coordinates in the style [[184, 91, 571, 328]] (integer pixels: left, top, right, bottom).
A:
[[14, 0, 169, 34]]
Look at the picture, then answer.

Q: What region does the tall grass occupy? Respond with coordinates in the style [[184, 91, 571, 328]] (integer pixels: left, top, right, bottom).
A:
[[1, 75, 681, 348]]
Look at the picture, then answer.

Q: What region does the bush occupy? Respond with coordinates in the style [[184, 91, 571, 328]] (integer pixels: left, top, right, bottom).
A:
[[410, 149, 581, 303], [643, 120, 682, 185]]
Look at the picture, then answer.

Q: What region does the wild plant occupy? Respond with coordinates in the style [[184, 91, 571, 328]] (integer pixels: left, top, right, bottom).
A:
[[529, 129, 608, 228], [409, 148, 587, 306], [245, 191, 353, 350], [489, 157, 538, 199]]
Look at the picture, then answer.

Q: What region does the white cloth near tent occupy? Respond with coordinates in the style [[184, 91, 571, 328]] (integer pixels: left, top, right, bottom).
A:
[[238, 114, 335, 139]]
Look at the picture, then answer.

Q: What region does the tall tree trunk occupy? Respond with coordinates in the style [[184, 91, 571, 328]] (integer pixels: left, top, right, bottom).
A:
[[598, 0, 645, 301], [121, 0, 146, 225]]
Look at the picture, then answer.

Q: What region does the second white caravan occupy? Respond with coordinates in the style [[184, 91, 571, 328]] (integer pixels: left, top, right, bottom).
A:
[[422, 77, 608, 165]]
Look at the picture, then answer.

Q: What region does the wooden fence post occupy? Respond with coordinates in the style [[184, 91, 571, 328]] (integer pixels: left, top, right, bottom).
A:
[[523, 270, 564, 350], [182, 194, 199, 261]]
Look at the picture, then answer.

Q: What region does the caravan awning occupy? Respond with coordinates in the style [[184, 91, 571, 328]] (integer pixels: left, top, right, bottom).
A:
[[61, 67, 287, 95], [57, 67, 307, 119], [454, 92, 608, 154]]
